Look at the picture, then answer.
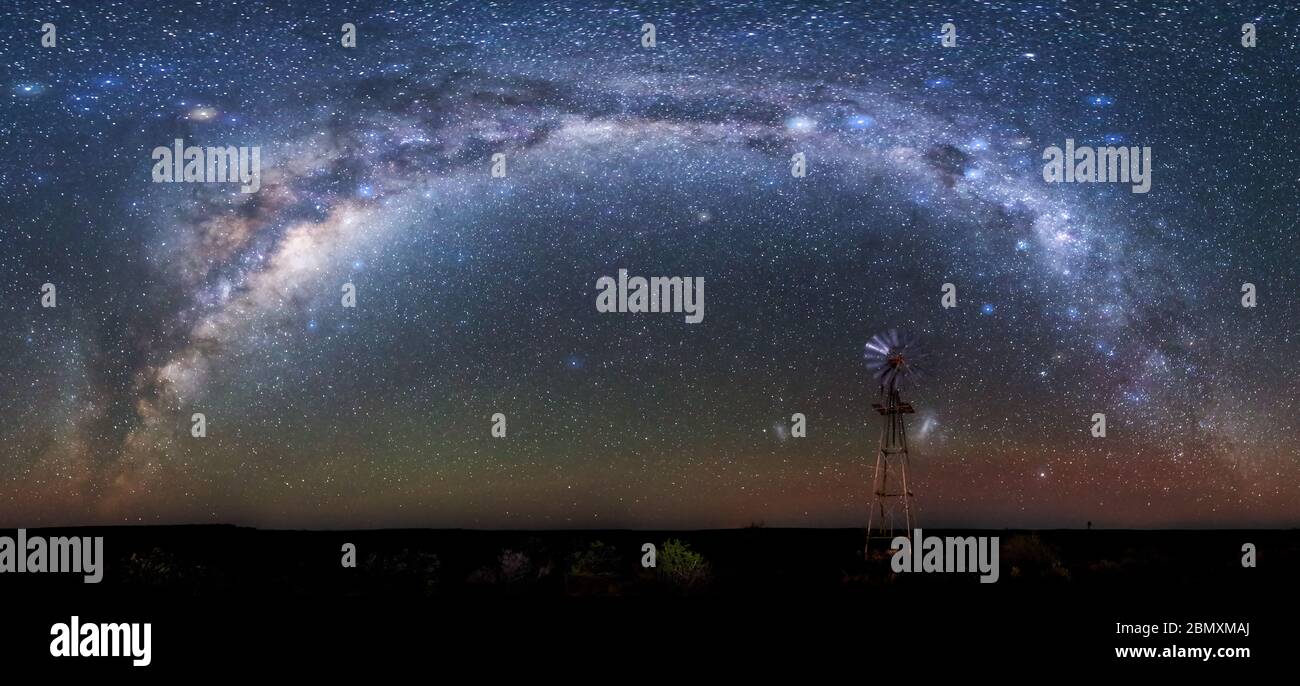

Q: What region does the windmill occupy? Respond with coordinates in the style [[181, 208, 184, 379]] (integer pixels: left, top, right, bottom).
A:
[[863, 329, 923, 558]]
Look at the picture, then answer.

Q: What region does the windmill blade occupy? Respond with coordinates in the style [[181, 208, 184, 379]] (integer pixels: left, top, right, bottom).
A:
[[864, 329, 925, 390]]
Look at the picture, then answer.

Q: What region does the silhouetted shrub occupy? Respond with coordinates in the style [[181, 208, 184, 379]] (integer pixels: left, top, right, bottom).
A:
[[1003, 534, 1069, 581], [121, 547, 182, 586], [568, 540, 620, 578], [467, 548, 548, 585], [657, 538, 711, 591], [363, 548, 441, 595]]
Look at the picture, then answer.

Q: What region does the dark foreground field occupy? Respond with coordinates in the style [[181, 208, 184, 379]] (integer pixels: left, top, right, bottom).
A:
[[1, 526, 1294, 672]]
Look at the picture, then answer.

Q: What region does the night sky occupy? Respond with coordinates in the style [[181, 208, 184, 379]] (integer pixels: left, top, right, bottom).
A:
[[2, 1, 1298, 529]]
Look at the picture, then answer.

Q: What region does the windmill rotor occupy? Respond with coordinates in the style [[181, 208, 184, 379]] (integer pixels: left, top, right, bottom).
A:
[[863, 329, 925, 391]]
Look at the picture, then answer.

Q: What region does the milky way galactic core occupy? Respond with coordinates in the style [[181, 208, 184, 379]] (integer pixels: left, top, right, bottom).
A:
[[1, 1, 1297, 528]]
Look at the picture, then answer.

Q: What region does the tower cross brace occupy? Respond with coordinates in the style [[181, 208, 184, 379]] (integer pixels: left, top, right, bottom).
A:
[[865, 385, 916, 557]]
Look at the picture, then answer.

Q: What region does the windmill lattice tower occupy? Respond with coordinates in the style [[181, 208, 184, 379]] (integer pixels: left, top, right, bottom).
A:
[[863, 330, 921, 558]]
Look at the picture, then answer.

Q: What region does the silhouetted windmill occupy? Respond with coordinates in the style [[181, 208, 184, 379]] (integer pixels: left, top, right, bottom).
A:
[[863, 329, 923, 557]]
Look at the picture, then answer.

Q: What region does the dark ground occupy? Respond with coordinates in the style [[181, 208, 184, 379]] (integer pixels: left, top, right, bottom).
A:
[[1, 526, 1294, 673]]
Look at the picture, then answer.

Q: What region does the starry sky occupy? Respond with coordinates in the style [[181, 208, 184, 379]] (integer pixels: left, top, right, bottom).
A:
[[1, 1, 1298, 529]]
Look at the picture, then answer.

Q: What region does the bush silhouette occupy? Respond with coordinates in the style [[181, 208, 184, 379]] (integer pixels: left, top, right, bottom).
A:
[[568, 540, 620, 578], [467, 548, 547, 585], [657, 538, 711, 590]]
